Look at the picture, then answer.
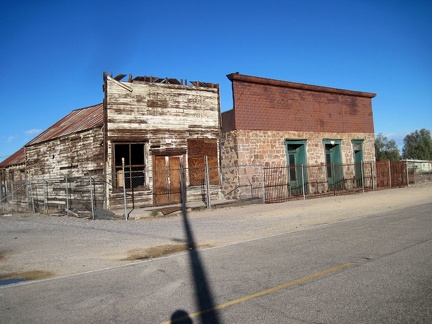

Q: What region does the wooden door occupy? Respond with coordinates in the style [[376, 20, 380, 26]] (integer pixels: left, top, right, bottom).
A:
[[153, 155, 182, 205], [169, 156, 181, 203]]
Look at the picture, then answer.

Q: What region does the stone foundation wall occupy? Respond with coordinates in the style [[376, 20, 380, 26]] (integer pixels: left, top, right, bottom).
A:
[[220, 130, 375, 199]]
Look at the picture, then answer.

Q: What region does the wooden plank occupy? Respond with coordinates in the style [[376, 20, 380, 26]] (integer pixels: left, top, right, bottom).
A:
[[153, 156, 169, 205], [169, 156, 181, 204]]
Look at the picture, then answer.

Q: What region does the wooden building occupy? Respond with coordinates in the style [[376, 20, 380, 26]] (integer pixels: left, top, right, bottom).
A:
[[2, 73, 221, 212], [0, 148, 26, 210], [103, 73, 221, 209]]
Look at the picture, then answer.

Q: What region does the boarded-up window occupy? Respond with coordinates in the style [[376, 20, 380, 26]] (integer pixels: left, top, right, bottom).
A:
[[188, 139, 219, 186]]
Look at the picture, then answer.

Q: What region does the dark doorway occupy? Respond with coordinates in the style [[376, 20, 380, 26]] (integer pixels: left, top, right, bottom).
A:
[[352, 140, 364, 187], [323, 140, 343, 191]]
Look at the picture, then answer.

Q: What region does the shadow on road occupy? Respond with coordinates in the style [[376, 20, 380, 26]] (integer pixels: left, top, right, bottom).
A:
[[168, 164, 220, 323]]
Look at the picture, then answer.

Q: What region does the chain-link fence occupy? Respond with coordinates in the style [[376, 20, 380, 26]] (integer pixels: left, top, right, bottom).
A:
[[1, 160, 430, 218]]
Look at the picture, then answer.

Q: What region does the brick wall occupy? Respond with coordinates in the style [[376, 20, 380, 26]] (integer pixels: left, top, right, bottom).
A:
[[224, 74, 375, 134]]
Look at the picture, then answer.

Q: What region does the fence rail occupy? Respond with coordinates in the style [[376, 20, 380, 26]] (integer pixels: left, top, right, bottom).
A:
[[1, 160, 431, 218]]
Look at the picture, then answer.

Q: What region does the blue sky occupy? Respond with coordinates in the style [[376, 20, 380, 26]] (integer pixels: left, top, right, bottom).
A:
[[1, 0, 431, 160]]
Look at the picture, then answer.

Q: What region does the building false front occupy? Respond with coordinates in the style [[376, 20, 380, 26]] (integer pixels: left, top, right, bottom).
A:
[[221, 73, 376, 198], [103, 73, 221, 209]]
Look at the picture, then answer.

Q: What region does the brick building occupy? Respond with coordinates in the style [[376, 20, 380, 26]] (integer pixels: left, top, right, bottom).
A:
[[221, 73, 376, 198]]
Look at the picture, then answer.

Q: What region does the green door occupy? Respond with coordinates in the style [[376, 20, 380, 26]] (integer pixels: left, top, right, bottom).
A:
[[352, 140, 363, 187], [353, 140, 363, 187], [285, 140, 307, 195], [324, 140, 343, 191]]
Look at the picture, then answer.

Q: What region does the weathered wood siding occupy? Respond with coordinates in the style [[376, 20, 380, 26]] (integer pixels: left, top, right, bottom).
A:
[[104, 76, 221, 208], [105, 78, 220, 140], [26, 128, 104, 179], [0, 165, 27, 212], [25, 128, 105, 212]]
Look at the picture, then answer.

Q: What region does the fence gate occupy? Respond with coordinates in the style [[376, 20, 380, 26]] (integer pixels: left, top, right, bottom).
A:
[[376, 161, 408, 188], [264, 166, 288, 203]]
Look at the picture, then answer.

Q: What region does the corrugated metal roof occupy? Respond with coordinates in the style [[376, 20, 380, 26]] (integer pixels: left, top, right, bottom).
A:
[[26, 103, 104, 146], [0, 148, 25, 167]]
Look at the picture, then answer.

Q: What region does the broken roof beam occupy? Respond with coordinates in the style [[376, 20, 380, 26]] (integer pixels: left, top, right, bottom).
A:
[[114, 74, 127, 81], [190, 81, 218, 88], [167, 78, 181, 85]]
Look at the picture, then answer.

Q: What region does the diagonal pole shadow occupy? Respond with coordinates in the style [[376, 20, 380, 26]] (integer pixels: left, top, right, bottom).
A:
[[172, 162, 220, 323]]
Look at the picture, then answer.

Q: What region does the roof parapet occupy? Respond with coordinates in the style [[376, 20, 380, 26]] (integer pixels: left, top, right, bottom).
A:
[[227, 73, 376, 98]]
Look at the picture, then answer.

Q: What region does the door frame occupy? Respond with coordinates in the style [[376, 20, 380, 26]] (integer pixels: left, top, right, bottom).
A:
[[153, 154, 184, 206], [323, 139, 343, 190], [352, 140, 364, 187], [285, 140, 308, 195]]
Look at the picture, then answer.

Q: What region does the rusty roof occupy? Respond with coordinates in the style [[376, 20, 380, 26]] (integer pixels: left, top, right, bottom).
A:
[[26, 103, 104, 147], [0, 148, 25, 167]]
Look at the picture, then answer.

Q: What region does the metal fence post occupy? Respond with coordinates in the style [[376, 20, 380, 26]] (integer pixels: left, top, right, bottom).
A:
[[65, 177, 69, 213], [301, 164, 306, 200], [180, 159, 186, 210], [405, 160, 409, 188], [89, 176, 95, 220], [388, 161, 392, 188], [11, 180, 15, 211], [205, 156, 211, 209], [332, 164, 336, 195], [361, 161, 365, 193], [44, 180, 48, 214], [0, 177, 3, 206], [29, 180, 35, 213], [122, 158, 127, 221], [261, 165, 265, 204]]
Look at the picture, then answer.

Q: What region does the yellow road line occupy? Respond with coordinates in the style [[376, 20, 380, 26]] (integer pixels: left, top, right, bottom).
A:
[[161, 262, 352, 323]]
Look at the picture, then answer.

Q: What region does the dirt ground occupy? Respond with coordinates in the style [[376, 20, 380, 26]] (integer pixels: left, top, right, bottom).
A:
[[1, 183, 431, 282]]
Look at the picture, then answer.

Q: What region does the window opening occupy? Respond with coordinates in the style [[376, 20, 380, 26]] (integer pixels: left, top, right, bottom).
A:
[[114, 143, 146, 190]]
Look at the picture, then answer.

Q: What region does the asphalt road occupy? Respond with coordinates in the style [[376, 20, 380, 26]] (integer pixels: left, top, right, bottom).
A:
[[1, 202, 431, 323]]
